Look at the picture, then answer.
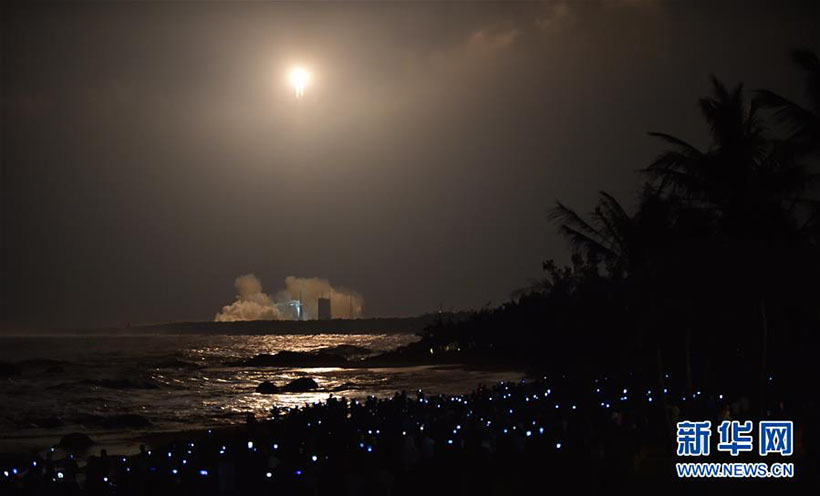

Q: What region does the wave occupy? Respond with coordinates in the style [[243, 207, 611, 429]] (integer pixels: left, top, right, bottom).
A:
[[48, 378, 161, 390]]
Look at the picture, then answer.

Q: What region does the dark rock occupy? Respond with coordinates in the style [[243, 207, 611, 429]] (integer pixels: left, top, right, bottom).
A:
[[59, 432, 95, 451], [320, 345, 373, 357], [282, 377, 319, 392], [255, 381, 280, 394]]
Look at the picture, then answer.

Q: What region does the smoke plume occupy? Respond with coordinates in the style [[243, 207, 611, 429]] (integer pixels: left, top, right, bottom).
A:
[[214, 274, 364, 322]]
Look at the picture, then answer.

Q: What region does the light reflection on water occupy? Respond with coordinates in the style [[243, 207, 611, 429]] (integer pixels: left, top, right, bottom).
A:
[[0, 334, 524, 445]]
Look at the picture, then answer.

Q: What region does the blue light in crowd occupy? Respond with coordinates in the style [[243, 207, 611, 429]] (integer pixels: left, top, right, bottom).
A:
[[171, 469, 178, 475], [526, 431, 532, 437], [57, 472, 64, 479], [556, 443, 562, 449], [199, 470, 209, 477], [295, 470, 302, 476], [311, 455, 318, 462], [248, 441, 254, 449]]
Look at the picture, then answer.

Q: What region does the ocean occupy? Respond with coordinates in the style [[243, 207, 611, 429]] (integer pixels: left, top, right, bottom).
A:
[[0, 334, 523, 454]]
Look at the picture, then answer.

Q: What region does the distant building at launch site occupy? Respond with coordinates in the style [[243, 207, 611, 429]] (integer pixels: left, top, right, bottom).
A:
[[318, 297, 331, 320]]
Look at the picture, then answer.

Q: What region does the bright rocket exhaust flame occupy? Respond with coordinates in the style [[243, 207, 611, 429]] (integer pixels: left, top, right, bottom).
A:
[[289, 67, 310, 97]]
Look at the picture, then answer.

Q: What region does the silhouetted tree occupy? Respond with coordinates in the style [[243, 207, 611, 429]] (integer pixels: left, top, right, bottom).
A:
[[757, 50, 820, 150], [757, 49, 820, 244]]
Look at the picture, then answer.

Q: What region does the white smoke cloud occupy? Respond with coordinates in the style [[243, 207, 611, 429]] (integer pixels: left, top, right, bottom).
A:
[[214, 274, 364, 322], [214, 274, 282, 322]]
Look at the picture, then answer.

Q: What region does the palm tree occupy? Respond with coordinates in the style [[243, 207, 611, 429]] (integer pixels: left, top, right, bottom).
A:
[[756, 49, 820, 244], [645, 74, 819, 417], [550, 189, 684, 439], [648, 78, 781, 224], [757, 50, 820, 150], [549, 191, 634, 278]]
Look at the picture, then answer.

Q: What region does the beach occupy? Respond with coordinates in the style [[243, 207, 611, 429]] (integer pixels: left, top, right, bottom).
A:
[[0, 333, 524, 455]]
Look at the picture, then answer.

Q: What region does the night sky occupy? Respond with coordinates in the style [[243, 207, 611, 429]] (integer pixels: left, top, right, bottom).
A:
[[1, 1, 818, 329]]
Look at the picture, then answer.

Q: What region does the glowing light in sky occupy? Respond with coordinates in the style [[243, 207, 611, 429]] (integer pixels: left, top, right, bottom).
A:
[[288, 67, 310, 97]]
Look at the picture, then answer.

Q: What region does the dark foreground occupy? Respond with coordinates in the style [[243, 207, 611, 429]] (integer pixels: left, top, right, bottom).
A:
[[1, 375, 815, 495]]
